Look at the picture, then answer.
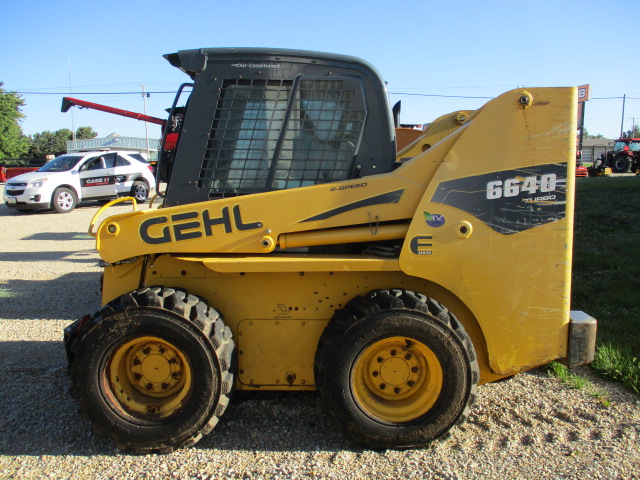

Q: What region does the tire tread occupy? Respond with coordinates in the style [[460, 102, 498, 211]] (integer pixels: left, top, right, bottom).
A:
[[314, 288, 479, 449], [65, 287, 234, 453]]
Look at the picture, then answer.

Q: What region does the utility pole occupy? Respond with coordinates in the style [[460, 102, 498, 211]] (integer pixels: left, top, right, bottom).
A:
[[620, 94, 626, 138], [141, 84, 150, 160], [68, 57, 76, 144]]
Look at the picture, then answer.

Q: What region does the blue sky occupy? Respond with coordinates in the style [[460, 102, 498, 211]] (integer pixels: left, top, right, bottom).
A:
[[2, 0, 638, 140]]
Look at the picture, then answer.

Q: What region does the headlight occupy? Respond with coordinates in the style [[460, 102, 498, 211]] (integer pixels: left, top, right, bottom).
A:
[[30, 178, 48, 189]]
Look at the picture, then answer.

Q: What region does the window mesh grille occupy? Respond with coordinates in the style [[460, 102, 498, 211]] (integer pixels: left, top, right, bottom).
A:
[[200, 78, 365, 197]]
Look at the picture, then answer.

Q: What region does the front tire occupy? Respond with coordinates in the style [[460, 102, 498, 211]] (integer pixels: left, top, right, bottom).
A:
[[315, 289, 478, 449], [52, 187, 77, 213], [66, 287, 234, 453]]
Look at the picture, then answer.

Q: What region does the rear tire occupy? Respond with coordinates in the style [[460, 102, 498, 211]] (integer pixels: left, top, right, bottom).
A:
[[315, 289, 478, 449], [52, 187, 77, 213], [66, 287, 234, 453], [131, 180, 149, 203], [612, 154, 630, 173]]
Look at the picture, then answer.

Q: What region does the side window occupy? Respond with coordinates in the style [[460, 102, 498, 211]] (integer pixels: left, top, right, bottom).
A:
[[85, 157, 105, 171], [102, 153, 117, 169], [128, 153, 147, 163], [198, 76, 366, 198], [116, 155, 131, 167]]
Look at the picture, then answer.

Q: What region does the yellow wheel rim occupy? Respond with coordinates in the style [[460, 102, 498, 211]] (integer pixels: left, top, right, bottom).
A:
[[105, 336, 192, 420], [352, 336, 443, 423]]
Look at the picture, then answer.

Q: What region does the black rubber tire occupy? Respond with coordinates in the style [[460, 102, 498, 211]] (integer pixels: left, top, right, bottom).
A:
[[315, 289, 479, 449], [131, 180, 149, 203], [612, 154, 630, 173], [66, 287, 234, 453], [51, 187, 77, 213]]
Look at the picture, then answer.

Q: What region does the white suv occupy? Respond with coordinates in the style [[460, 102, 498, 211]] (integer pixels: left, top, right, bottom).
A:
[[3, 151, 156, 213]]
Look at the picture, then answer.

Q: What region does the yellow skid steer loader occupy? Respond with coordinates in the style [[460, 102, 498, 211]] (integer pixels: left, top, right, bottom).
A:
[[63, 48, 596, 453]]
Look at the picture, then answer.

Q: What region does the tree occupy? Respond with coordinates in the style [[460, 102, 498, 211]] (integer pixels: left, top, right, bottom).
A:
[[29, 126, 97, 159], [75, 126, 98, 140], [30, 126, 98, 158], [0, 82, 30, 159], [29, 128, 73, 158], [582, 127, 605, 139]]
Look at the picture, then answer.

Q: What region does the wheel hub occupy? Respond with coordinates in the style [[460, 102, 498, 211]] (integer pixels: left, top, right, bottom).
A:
[[126, 341, 185, 397], [376, 351, 423, 397], [352, 336, 443, 422], [379, 357, 410, 386], [106, 336, 191, 418], [58, 193, 72, 209], [365, 341, 426, 400], [134, 185, 147, 201]]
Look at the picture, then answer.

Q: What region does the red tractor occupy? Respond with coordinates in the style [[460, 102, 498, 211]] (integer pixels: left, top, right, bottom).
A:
[[595, 138, 640, 173]]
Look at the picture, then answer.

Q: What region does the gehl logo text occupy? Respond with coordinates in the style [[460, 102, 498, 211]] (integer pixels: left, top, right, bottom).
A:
[[139, 205, 263, 245]]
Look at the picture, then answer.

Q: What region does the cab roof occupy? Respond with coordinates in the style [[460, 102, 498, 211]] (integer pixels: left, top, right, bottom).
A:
[[163, 47, 386, 83]]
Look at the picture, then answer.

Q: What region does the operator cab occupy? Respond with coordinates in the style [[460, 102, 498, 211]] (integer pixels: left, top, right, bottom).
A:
[[160, 48, 396, 207]]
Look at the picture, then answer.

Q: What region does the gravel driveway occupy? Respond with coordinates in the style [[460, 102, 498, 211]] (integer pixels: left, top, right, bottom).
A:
[[0, 190, 638, 479]]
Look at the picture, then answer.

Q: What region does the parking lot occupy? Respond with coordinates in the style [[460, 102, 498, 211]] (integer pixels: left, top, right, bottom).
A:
[[0, 186, 639, 480]]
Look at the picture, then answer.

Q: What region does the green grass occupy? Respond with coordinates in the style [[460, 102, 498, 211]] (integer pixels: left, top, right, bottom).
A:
[[590, 344, 640, 395], [544, 362, 610, 405], [571, 176, 640, 394]]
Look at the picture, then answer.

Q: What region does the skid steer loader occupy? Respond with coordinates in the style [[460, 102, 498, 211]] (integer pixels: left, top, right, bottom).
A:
[[63, 48, 597, 453]]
